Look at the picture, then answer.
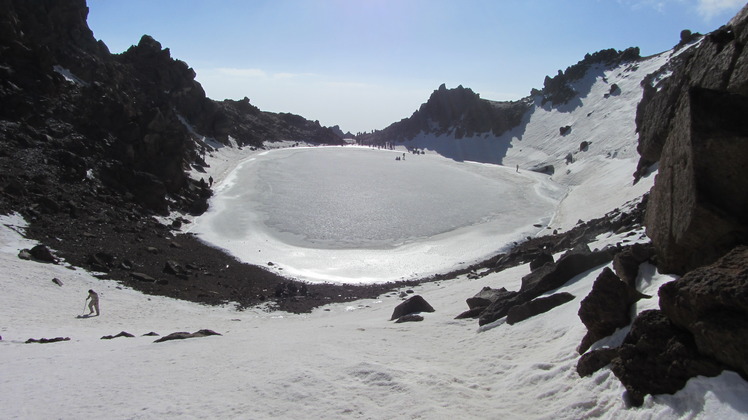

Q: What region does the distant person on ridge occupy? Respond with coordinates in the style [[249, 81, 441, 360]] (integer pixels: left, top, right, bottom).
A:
[[85, 289, 100, 316]]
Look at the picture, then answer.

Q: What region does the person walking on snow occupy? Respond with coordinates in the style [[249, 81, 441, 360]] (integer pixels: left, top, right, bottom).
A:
[[86, 289, 100, 316]]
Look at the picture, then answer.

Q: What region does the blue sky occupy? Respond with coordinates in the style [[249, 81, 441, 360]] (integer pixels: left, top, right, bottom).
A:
[[87, 0, 745, 134]]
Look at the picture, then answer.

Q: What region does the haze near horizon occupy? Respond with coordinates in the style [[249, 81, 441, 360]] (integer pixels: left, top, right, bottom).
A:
[[87, 0, 745, 134]]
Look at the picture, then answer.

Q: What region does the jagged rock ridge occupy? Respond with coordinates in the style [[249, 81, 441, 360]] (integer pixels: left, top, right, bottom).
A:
[[360, 84, 530, 143]]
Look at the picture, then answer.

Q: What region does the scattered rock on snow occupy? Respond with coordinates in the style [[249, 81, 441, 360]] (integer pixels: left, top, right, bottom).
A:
[[390, 295, 435, 321], [101, 331, 135, 340], [506, 292, 575, 325], [395, 314, 424, 323], [154, 329, 221, 343], [29, 244, 57, 263], [26, 337, 70, 344]]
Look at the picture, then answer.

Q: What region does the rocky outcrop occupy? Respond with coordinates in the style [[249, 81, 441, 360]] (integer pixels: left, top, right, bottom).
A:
[[519, 245, 614, 299], [636, 5, 748, 274], [478, 245, 614, 326], [609, 310, 724, 407], [539, 47, 640, 106], [612, 243, 654, 287], [361, 84, 530, 144], [658, 246, 748, 379], [506, 292, 575, 325], [577, 267, 648, 354], [644, 87, 748, 274], [576, 347, 618, 377]]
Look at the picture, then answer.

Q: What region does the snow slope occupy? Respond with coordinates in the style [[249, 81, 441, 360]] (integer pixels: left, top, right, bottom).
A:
[[2, 213, 747, 419], [3, 47, 748, 419]]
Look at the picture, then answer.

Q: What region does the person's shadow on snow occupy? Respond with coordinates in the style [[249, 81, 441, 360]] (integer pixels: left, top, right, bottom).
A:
[[76, 314, 99, 319]]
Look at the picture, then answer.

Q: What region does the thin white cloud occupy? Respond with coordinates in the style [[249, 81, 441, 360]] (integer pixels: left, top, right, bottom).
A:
[[216, 67, 267, 78], [215, 68, 317, 80], [697, 0, 745, 20], [617, 0, 744, 20], [616, 0, 673, 12]]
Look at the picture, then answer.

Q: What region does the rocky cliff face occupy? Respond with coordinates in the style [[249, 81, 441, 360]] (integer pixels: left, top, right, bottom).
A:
[[0, 0, 351, 311], [0, 0, 342, 216], [579, 5, 748, 405], [636, 5, 748, 274]]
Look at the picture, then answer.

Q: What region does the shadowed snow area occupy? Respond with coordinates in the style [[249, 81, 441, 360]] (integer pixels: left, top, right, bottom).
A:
[[192, 146, 560, 283]]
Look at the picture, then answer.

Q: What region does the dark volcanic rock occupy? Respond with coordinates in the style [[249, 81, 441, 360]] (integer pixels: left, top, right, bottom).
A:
[[154, 329, 221, 343], [360, 84, 529, 151], [644, 87, 748, 274], [477, 292, 524, 326], [506, 292, 575, 325], [612, 243, 654, 288], [610, 310, 723, 407], [26, 336, 70, 344], [394, 314, 424, 323], [577, 347, 618, 377], [390, 295, 435, 321], [101, 331, 135, 340], [636, 9, 748, 176], [478, 245, 613, 326], [529, 252, 554, 271], [520, 245, 614, 298], [466, 286, 515, 310], [29, 244, 57, 263], [577, 267, 647, 354], [658, 246, 748, 379]]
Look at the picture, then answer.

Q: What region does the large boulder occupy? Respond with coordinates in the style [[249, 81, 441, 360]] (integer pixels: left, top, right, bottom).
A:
[[506, 292, 574, 325], [28, 244, 57, 263], [644, 87, 748, 274], [390, 295, 435, 321], [658, 246, 748, 379], [577, 267, 647, 354], [466, 286, 514, 310], [520, 245, 614, 298], [609, 310, 723, 407]]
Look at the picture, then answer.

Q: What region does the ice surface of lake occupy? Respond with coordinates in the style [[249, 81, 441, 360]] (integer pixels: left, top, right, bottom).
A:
[[254, 147, 520, 248], [191, 147, 560, 283]]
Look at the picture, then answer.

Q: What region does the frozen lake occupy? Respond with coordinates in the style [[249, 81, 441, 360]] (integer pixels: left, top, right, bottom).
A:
[[191, 147, 560, 283]]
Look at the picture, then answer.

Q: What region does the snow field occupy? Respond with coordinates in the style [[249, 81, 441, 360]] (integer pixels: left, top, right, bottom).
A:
[[3, 215, 747, 419]]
